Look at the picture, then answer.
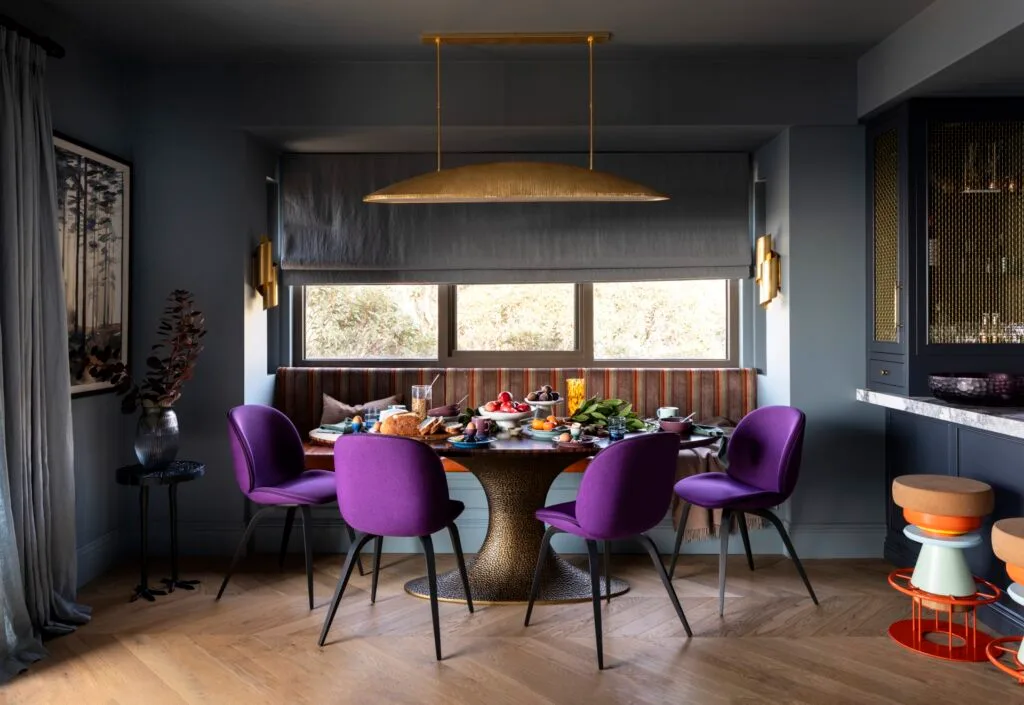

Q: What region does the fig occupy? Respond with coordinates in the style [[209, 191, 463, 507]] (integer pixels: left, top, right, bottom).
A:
[[526, 391, 539, 402], [542, 385, 552, 393]]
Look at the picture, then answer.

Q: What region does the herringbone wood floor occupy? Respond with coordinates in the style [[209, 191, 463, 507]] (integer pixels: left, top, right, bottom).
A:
[[2, 554, 1015, 704]]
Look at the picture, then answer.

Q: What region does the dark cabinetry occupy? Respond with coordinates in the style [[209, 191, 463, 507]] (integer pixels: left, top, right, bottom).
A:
[[866, 100, 1024, 394]]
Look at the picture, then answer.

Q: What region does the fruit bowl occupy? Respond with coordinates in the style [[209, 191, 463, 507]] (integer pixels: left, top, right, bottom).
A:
[[477, 406, 533, 431]]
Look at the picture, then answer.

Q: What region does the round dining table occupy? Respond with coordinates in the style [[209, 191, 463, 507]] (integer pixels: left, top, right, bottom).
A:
[[304, 432, 718, 605]]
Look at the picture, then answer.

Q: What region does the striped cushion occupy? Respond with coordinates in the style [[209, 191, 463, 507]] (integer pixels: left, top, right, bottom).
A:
[[275, 367, 757, 436]]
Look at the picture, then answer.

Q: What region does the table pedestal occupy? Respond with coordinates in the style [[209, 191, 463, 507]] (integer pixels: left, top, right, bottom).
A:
[[405, 455, 628, 604]]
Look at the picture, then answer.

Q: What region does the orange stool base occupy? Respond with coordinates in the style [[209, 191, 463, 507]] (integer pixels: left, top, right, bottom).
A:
[[986, 637, 1024, 685], [887, 568, 1001, 663], [888, 618, 995, 663]]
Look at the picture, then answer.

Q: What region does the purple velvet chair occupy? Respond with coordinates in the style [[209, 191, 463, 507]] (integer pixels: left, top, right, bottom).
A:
[[217, 405, 365, 608], [319, 434, 473, 661], [667, 405, 818, 616], [524, 433, 692, 669]]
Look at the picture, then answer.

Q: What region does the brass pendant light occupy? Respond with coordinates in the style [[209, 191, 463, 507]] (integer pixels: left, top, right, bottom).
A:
[[364, 32, 668, 204]]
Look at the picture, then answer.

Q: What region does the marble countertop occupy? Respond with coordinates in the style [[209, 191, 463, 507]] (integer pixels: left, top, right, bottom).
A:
[[856, 388, 1024, 439]]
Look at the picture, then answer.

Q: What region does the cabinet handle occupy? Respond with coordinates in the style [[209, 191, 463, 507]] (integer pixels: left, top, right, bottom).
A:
[[880, 369, 890, 376], [893, 281, 902, 331]]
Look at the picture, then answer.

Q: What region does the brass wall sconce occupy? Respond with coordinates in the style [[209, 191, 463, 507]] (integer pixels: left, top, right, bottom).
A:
[[252, 236, 278, 310], [756, 234, 781, 308]]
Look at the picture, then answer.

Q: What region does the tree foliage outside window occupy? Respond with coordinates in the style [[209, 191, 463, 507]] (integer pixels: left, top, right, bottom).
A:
[[593, 280, 728, 359], [304, 285, 437, 359], [303, 280, 731, 362], [456, 284, 575, 351]]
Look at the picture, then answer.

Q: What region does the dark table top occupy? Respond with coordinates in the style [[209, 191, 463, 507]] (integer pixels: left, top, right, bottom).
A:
[[116, 460, 206, 487], [304, 432, 718, 468]]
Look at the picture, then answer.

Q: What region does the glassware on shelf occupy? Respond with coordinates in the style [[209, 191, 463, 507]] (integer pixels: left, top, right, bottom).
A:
[[411, 384, 432, 420], [566, 378, 586, 416]]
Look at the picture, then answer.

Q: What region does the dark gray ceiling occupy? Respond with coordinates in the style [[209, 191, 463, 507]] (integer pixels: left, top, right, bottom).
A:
[[44, 0, 934, 60]]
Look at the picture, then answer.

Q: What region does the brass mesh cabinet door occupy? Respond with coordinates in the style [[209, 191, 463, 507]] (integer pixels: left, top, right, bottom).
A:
[[928, 121, 1024, 345], [873, 129, 901, 344]]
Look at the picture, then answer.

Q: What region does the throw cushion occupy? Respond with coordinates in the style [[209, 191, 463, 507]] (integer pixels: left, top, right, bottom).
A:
[[320, 393, 401, 425]]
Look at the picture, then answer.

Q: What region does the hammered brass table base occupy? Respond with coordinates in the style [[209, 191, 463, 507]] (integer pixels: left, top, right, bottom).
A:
[[404, 452, 631, 604]]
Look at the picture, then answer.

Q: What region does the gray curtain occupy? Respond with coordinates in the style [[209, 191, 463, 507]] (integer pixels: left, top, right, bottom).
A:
[[280, 152, 752, 285], [0, 28, 89, 683]]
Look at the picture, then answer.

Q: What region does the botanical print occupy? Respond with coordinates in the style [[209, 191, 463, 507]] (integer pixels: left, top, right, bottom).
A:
[[55, 137, 131, 395]]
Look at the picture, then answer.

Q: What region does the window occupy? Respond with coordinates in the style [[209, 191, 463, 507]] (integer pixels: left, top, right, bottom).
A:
[[455, 284, 575, 352], [593, 280, 730, 360], [298, 280, 736, 366], [303, 285, 438, 360]]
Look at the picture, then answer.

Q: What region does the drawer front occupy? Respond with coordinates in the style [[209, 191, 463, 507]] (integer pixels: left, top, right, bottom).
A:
[[869, 358, 905, 388]]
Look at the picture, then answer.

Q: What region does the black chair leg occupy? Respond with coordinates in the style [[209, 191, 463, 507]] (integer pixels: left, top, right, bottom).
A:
[[604, 540, 611, 603], [524, 526, 559, 627], [737, 511, 755, 572], [752, 508, 819, 605], [718, 508, 732, 617], [216, 506, 275, 601], [636, 533, 693, 637], [586, 539, 604, 670], [298, 505, 315, 610], [421, 534, 443, 661], [448, 522, 474, 614], [668, 501, 692, 579], [279, 506, 296, 570], [319, 531, 374, 647], [345, 524, 367, 576], [370, 535, 383, 605]]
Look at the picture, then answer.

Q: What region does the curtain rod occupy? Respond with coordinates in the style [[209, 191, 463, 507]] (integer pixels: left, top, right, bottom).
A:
[[0, 14, 65, 58]]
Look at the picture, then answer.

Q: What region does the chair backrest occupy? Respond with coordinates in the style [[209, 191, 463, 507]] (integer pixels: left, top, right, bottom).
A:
[[332, 434, 452, 537], [574, 433, 681, 540], [227, 405, 306, 496], [726, 405, 806, 498]]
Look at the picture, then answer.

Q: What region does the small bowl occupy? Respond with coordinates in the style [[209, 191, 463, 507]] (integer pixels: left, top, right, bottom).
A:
[[659, 417, 693, 435]]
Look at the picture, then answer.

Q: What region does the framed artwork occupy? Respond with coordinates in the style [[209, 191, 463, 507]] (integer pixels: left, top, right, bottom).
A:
[[54, 136, 131, 396]]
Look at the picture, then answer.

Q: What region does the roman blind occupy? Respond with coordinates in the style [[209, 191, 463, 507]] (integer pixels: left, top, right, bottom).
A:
[[279, 152, 751, 284]]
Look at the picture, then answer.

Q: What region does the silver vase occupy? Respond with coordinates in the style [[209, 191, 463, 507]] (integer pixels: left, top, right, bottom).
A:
[[135, 407, 180, 469]]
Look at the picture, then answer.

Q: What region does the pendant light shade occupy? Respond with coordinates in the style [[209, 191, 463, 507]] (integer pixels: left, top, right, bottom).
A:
[[364, 161, 668, 203], [364, 32, 668, 205]]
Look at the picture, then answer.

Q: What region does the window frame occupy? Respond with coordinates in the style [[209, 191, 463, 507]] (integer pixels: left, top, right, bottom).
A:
[[293, 280, 739, 368]]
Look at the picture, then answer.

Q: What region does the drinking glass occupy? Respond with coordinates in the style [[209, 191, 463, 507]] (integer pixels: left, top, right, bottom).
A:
[[607, 416, 626, 442], [412, 384, 432, 420], [364, 409, 379, 431]]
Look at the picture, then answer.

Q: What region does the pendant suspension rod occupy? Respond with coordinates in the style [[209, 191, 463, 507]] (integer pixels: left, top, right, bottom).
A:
[[588, 35, 594, 171], [435, 36, 442, 172]]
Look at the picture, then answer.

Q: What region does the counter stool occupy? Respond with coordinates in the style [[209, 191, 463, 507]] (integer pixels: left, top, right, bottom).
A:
[[986, 518, 1024, 685], [888, 474, 1000, 662]]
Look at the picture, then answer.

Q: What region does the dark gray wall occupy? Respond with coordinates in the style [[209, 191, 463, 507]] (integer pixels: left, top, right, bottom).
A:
[[0, 0, 136, 586], [753, 127, 887, 557]]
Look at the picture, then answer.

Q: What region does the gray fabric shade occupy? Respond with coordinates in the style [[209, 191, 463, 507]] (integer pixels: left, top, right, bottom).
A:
[[280, 152, 751, 284]]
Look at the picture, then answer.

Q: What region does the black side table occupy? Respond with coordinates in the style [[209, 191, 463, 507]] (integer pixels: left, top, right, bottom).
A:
[[116, 460, 206, 602]]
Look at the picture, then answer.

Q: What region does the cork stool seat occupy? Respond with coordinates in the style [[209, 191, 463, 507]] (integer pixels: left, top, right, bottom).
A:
[[893, 475, 994, 536], [987, 519, 1024, 683], [888, 474, 1000, 663]]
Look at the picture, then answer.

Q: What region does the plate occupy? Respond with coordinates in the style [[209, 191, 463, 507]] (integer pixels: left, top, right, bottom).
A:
[[448, 435, 495, 449], [556, 436, 597, 450], [521, 423, 569, 440]]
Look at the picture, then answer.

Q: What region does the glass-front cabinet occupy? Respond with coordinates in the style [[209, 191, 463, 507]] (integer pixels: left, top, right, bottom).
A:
[[865, 100, 1024, 395]]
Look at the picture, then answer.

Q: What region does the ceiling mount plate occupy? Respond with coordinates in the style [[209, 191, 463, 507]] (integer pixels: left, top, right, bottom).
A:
[[420, 32, 612, 46]]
